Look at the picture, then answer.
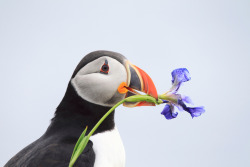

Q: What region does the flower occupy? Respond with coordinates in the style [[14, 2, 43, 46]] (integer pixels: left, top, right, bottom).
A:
[[159, 68, 205, 119]]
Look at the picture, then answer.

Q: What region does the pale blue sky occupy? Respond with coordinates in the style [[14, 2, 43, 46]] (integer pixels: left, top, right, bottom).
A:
[[0, 1, 249, 167]]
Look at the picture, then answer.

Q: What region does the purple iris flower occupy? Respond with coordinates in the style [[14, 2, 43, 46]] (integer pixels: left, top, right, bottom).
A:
[[160, 68, 205, 119]]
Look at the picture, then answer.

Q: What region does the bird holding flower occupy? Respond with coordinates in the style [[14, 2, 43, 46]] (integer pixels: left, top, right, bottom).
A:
[[4, 51, 205, 167], [68, 53, 205, 167]]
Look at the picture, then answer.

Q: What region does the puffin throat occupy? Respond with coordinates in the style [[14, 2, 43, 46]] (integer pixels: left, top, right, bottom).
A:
[[45, 83, 115, 137]]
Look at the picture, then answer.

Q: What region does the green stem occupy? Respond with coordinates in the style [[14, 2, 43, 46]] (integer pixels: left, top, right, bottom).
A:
[[69, 95, 161, 167], [158, 94, 178, 103], [87, 99, 126, 138], [87, 94, 161, 138]]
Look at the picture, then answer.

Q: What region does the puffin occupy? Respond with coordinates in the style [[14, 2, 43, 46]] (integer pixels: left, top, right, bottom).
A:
[[5, 50, 158, 167]]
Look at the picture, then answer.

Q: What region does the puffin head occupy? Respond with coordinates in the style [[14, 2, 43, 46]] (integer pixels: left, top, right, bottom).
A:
[[70, 50, 158, 108]]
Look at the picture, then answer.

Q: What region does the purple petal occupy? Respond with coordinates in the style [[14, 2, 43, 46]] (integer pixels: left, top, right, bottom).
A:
[[161, 104, 178, 120], [186, 106, 205, 118], [175, 104, 184, 111], [181, 95, 193, 105], [171, 68, 191, 84], [177, 99, 205, 118], [172, 82, 182, 93], [169, 68, 191, 93], [177, 99, 188, 110]]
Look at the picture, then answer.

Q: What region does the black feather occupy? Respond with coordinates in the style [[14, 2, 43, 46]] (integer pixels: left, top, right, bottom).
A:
[[4, 51, 123, 167], [5, 83, 115, 167]]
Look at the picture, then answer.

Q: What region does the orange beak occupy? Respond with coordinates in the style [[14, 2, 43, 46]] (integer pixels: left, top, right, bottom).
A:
[[118, 61, 158, 107]]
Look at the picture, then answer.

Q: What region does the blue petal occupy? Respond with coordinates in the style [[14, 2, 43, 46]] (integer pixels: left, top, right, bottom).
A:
[[171, 111, 178, 118], [177, 99, 205, 118], [175, 104, 184, 111], [171, 68, 191, 84], [181, 95, 193, 105], [186, 106, 205, 118], [169, 68, 191, 93], [161, 104, 178, 120]]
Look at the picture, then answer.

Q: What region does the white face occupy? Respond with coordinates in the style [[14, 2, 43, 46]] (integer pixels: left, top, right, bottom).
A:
[[71, 56, 127, 107]]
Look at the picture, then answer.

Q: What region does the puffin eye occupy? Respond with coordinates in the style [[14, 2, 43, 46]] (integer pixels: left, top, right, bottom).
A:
[[100, 61, 109, 74]]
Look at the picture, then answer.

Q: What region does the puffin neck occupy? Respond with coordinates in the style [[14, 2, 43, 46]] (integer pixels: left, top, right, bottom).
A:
[[45, 83, 115, 137]]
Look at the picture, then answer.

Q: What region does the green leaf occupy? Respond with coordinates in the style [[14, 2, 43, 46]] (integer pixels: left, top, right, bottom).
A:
[[69, 126, 88, 163], [69, 136, 89, 167]]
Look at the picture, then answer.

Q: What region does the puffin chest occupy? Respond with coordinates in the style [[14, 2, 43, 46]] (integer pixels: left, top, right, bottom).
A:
[[90, 127, 125, 167]]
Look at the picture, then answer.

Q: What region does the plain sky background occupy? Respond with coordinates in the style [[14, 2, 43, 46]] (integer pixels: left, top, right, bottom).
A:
[[0, 0, 249, 167]]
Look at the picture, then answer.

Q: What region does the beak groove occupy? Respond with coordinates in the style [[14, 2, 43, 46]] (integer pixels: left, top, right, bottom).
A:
[[123, 61, 158, 107]]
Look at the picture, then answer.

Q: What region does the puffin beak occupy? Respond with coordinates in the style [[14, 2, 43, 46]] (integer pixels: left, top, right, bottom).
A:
[[118, 61, 158, 107]]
